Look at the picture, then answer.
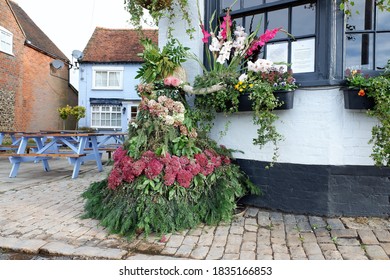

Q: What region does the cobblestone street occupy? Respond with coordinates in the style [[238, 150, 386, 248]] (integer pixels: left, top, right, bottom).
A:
[[0, 157, 389, 260]]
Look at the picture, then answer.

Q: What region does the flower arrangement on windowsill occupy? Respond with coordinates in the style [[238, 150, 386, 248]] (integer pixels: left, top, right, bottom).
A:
[[343, 64, 390, 167], [192, 7, 296, 164]]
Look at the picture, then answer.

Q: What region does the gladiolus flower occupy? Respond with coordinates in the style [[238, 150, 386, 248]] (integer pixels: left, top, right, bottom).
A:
[[200, 24, 211, 43]]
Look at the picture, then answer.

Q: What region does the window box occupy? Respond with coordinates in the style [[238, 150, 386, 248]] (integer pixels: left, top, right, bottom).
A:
[[343, 88, 375, 110], [237, 90, 295, 112]]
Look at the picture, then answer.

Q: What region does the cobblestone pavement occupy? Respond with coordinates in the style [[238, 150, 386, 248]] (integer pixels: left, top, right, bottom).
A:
[[0, 157, 390, 260]]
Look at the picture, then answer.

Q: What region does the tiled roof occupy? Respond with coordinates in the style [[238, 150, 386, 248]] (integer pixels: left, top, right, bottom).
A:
[[9, 1, 68, 61], [81, 27, 158, 63]]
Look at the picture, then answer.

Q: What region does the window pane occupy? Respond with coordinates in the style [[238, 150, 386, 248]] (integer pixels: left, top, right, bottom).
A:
[[265, 0, 280, 3], [375, 33, 390, 69], [95, 71, 107, 87], [221, 0, 239, 10], [346, 0, 374, 31], [267, 9, 288, 39], [108, 72, 120, 87], [345, 33, 374, 70], [243, 0, 262, 8], [266, 41, 288, 67], [245, 14, 264, 35], [377, 8, 390, 30], [292, 3, 316, 36]]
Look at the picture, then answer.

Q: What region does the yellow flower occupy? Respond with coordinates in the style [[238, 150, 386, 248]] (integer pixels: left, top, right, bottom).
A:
[[249, 84, 253, 88]]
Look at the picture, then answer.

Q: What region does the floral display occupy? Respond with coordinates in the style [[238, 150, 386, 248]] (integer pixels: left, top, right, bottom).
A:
[[82, 35, 258, 238], [344, 68, 371, 96]]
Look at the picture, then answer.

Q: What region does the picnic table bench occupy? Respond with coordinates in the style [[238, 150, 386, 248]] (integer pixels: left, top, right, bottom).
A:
[[0, 132, 104, 179]]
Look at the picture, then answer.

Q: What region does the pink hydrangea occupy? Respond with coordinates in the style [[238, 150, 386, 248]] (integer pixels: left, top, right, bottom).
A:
[[145, 158, 164, 179], [201, 162, 215, 176], [186, 162, 201, 176], [194, 153, 208, 168], [177, 169, 193, 188], [113, 147, 127, 163], [163, 170, 176, 186], [132, 159, 146, 177], [108, 168, 122, 190]]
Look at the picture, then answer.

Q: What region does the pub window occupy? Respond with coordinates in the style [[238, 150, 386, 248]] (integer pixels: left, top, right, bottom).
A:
[[344, 0, 390, 71], [212, 0, 322, 85]]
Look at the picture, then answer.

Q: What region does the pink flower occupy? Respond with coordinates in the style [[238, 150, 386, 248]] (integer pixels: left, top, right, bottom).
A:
[[247, 28, 281, 57], [186, 162, 201, 176], [132, 159, 146, 177], [145, 158, 164, 179], [108, 168, 122, 190], [177, 169, 193, 188], [163, 76, 181, 87], [201, 162, 215, 176], [113, 147, 127, 163], [163, 170, 176, 186], [200, 24, 211, 43], [220, 12, 232, 40], [195, 153, 208, 167]]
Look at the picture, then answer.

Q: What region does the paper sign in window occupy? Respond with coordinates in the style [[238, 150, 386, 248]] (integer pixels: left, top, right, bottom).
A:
[[291, 38, 315, 73]]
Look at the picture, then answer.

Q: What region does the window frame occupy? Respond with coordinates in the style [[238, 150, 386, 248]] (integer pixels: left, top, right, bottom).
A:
[[92, 66, 124, 90], [91, 105, 122, 129], [0, 26, 13, 55], [206, 0, 345, 87]]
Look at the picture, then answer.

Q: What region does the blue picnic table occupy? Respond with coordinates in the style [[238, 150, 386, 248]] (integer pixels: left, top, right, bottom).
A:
[[4, 132, 104, 179]]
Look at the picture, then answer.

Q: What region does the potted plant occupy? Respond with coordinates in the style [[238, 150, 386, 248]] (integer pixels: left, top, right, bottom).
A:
[[343, 69, 375, 109], [192, 7, 294, 164]]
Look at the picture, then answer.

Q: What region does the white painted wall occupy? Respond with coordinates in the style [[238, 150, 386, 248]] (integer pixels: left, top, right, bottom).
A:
[[210, 88, 378, 166], [158, 1, 204, 84]]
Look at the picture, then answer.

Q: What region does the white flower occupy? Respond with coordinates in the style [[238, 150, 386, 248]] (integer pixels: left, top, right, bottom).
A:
[[165, 115, 175, 125], [234, 26, 247, 38], [216, 41, 233, 64], [239, 73, 248, 82], [173, 112, 185, 123], [209, 37, 222, 52], [248, 59, 274, 73]]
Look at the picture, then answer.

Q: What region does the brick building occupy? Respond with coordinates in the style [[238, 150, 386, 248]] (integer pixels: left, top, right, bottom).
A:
[[0, 0, 77, 132]]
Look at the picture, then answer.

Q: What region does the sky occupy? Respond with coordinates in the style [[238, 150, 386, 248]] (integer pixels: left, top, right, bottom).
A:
[[13, 0, 151, 87]]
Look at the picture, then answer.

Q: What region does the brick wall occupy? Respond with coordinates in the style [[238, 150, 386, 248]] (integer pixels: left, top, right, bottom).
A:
[[16, 47, 73, 131], [0, 0, 25, 130]]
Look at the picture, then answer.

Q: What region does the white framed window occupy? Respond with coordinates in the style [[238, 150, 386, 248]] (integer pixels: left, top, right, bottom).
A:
[[129, 105, 138, 122], [0, 26, 13, 55], [92, 66, 123, 90], [91, 105, 122, 129]]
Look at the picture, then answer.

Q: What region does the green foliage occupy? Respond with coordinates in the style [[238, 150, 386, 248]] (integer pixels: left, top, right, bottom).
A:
[[340, 0, 390, 17], [82, 162, 258, 238], [135, 39, 189, 83], [366, 75, 390, 166], [124, 0, 195, 39]]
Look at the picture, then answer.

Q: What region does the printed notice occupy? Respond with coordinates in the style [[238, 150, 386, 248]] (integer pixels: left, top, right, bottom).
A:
[[291, 38, 315, 73], [266, 42, 288, 70]]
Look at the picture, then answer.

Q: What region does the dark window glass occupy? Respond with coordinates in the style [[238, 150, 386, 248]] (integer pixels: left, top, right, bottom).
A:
[[377, 9, 390, 30], [221, 0, 239, 10], [345, 33, 374, 70], [244, 0, 263, 8], [245, 14, 264, 34], [344, 0, 390, 71], [376, 33, 390, 68], [267, 9, 288, 39], [292, 4, 316, 36]]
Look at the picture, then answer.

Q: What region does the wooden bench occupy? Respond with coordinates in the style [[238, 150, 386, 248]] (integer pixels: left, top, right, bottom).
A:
[[85, 146, 118, 159], [0, 153, 86, 158], [0, 145, 18, 151]]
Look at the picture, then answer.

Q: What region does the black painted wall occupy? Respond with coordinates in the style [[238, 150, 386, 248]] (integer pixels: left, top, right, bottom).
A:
[[237, 159, 390, 217]]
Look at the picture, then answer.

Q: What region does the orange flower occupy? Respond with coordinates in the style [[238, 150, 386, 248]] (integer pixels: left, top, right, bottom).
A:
[[358, 89, 365, 96]]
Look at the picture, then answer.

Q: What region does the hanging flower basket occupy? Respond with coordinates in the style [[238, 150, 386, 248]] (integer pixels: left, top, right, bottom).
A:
[[135, 0, 172, 11], [343, 88, 375, 109]]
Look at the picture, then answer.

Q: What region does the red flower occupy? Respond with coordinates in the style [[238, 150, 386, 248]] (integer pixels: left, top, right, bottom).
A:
[[132, 159, 146, 177], [113, 147, 127, 163], [145, 158, 164, 179], [163, 170, 176, 186], [194, 153, 208, 167], [177, 169, 193, 188], [358, 89, 366, 96], [108, 168, 122, 190]]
